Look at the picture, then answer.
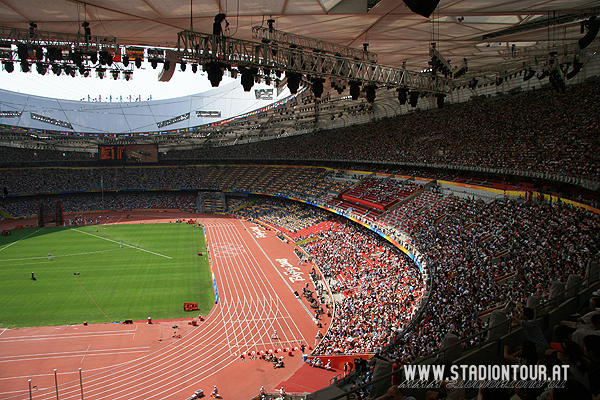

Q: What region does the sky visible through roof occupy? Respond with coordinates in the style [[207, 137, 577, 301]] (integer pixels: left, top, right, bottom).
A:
[[0, 61, 233, 102]]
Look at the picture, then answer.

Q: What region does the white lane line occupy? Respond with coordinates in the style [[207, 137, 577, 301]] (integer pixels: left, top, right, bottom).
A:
[[71, 228, 172, 259], [0, 248, 121, 262]]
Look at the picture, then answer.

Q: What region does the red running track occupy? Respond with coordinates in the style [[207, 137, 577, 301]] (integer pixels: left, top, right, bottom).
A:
[[0, 214, 327, 400]]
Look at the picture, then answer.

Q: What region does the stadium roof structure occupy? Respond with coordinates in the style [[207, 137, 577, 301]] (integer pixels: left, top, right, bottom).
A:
[[1, 0, 599, 79]]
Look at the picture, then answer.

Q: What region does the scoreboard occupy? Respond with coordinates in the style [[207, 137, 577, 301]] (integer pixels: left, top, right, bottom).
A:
[[98, 145, 126, 164], [98, 144, 158, 164]]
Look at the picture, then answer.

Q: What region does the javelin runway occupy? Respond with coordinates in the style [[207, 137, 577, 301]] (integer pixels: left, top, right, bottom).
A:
[[0, 214, 323, 400]]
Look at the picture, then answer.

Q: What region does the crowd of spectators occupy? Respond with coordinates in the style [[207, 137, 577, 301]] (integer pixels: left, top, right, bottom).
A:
[[301, 218, 424, 355], [389, 197, 599, 365], [0, 192, 197, 217], [162, 81, 600, 183], [0, 165, 345, 199], [232, 198, 332, 240]]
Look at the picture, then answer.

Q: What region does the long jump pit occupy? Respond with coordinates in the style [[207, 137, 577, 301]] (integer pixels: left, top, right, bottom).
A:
[[0, 211, 335, 400]]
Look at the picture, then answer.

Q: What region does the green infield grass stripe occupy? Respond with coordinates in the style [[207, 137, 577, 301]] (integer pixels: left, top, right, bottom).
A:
[[74, 275, 113, 322], [72, 228, 172, 259]]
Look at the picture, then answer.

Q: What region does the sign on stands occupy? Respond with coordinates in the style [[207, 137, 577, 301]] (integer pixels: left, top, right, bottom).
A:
[[196, 110, 221, 118], [254, 88, 273, 100]]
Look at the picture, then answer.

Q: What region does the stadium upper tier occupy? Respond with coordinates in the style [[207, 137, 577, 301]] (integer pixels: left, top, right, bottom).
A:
[[1, 81, 599, 193]]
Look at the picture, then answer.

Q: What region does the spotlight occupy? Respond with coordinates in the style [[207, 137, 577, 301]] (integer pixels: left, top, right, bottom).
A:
[[71, 51, 82, 66], [64, 65, 73, 76], [78, 65, 85, 75], [191, 63, 198, 73], [409, 91, 419, 107], [89, 52, 98, 64], [111, 69, 120, 80], [349, 81, 361, 100], [20, 60, 30, 73], [180, 61, 186, 72], [495, 76, 503, 86], [47, 47, 63, 62], [29, 22, 37, 39], [523, 68, 535, 81], [241, 68, 257, 92], [436, 93, 445, 109], [579, 16, 600, 49], [286, 72, 301, 94], [566, 57, 583, 80], [36, 61, 47, 75], [122, 56, 130, 67], [82, 21, 91, 42], [365, 85, 376, 103], [468, 78, 478, 89], [206, 63, 224, 87], [17, 44, 29, 61], [99, 51, 113, 66], [429, 43, 452, 77], [397, 88, 408, 105], [96, 67, 105, 79], [151, 59, 158, 69], [124, 71, 132, 81], [454, 58, 468, 78], [135, 57, 142, 68], [311, 77, 325, 98], [3, 61, 14, 73]]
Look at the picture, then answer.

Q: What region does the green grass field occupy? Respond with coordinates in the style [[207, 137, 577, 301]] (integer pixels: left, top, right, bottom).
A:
[[0, 223, 214, 328]]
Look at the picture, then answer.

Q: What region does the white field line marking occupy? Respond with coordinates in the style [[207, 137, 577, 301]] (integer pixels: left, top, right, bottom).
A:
[[0, 349, 152, 366], [0, 248, 121, 262], [72, 228, 172, 259], [0, 347, 151, 362], [0, 332, 136, 343], [0, 227, 45, 252]]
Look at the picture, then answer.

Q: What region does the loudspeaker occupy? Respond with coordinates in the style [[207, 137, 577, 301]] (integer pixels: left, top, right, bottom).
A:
[[402, 0, 441, 18]]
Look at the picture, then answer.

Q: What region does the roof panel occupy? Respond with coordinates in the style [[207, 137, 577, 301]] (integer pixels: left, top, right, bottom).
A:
[[0, 0, 598, 88]]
